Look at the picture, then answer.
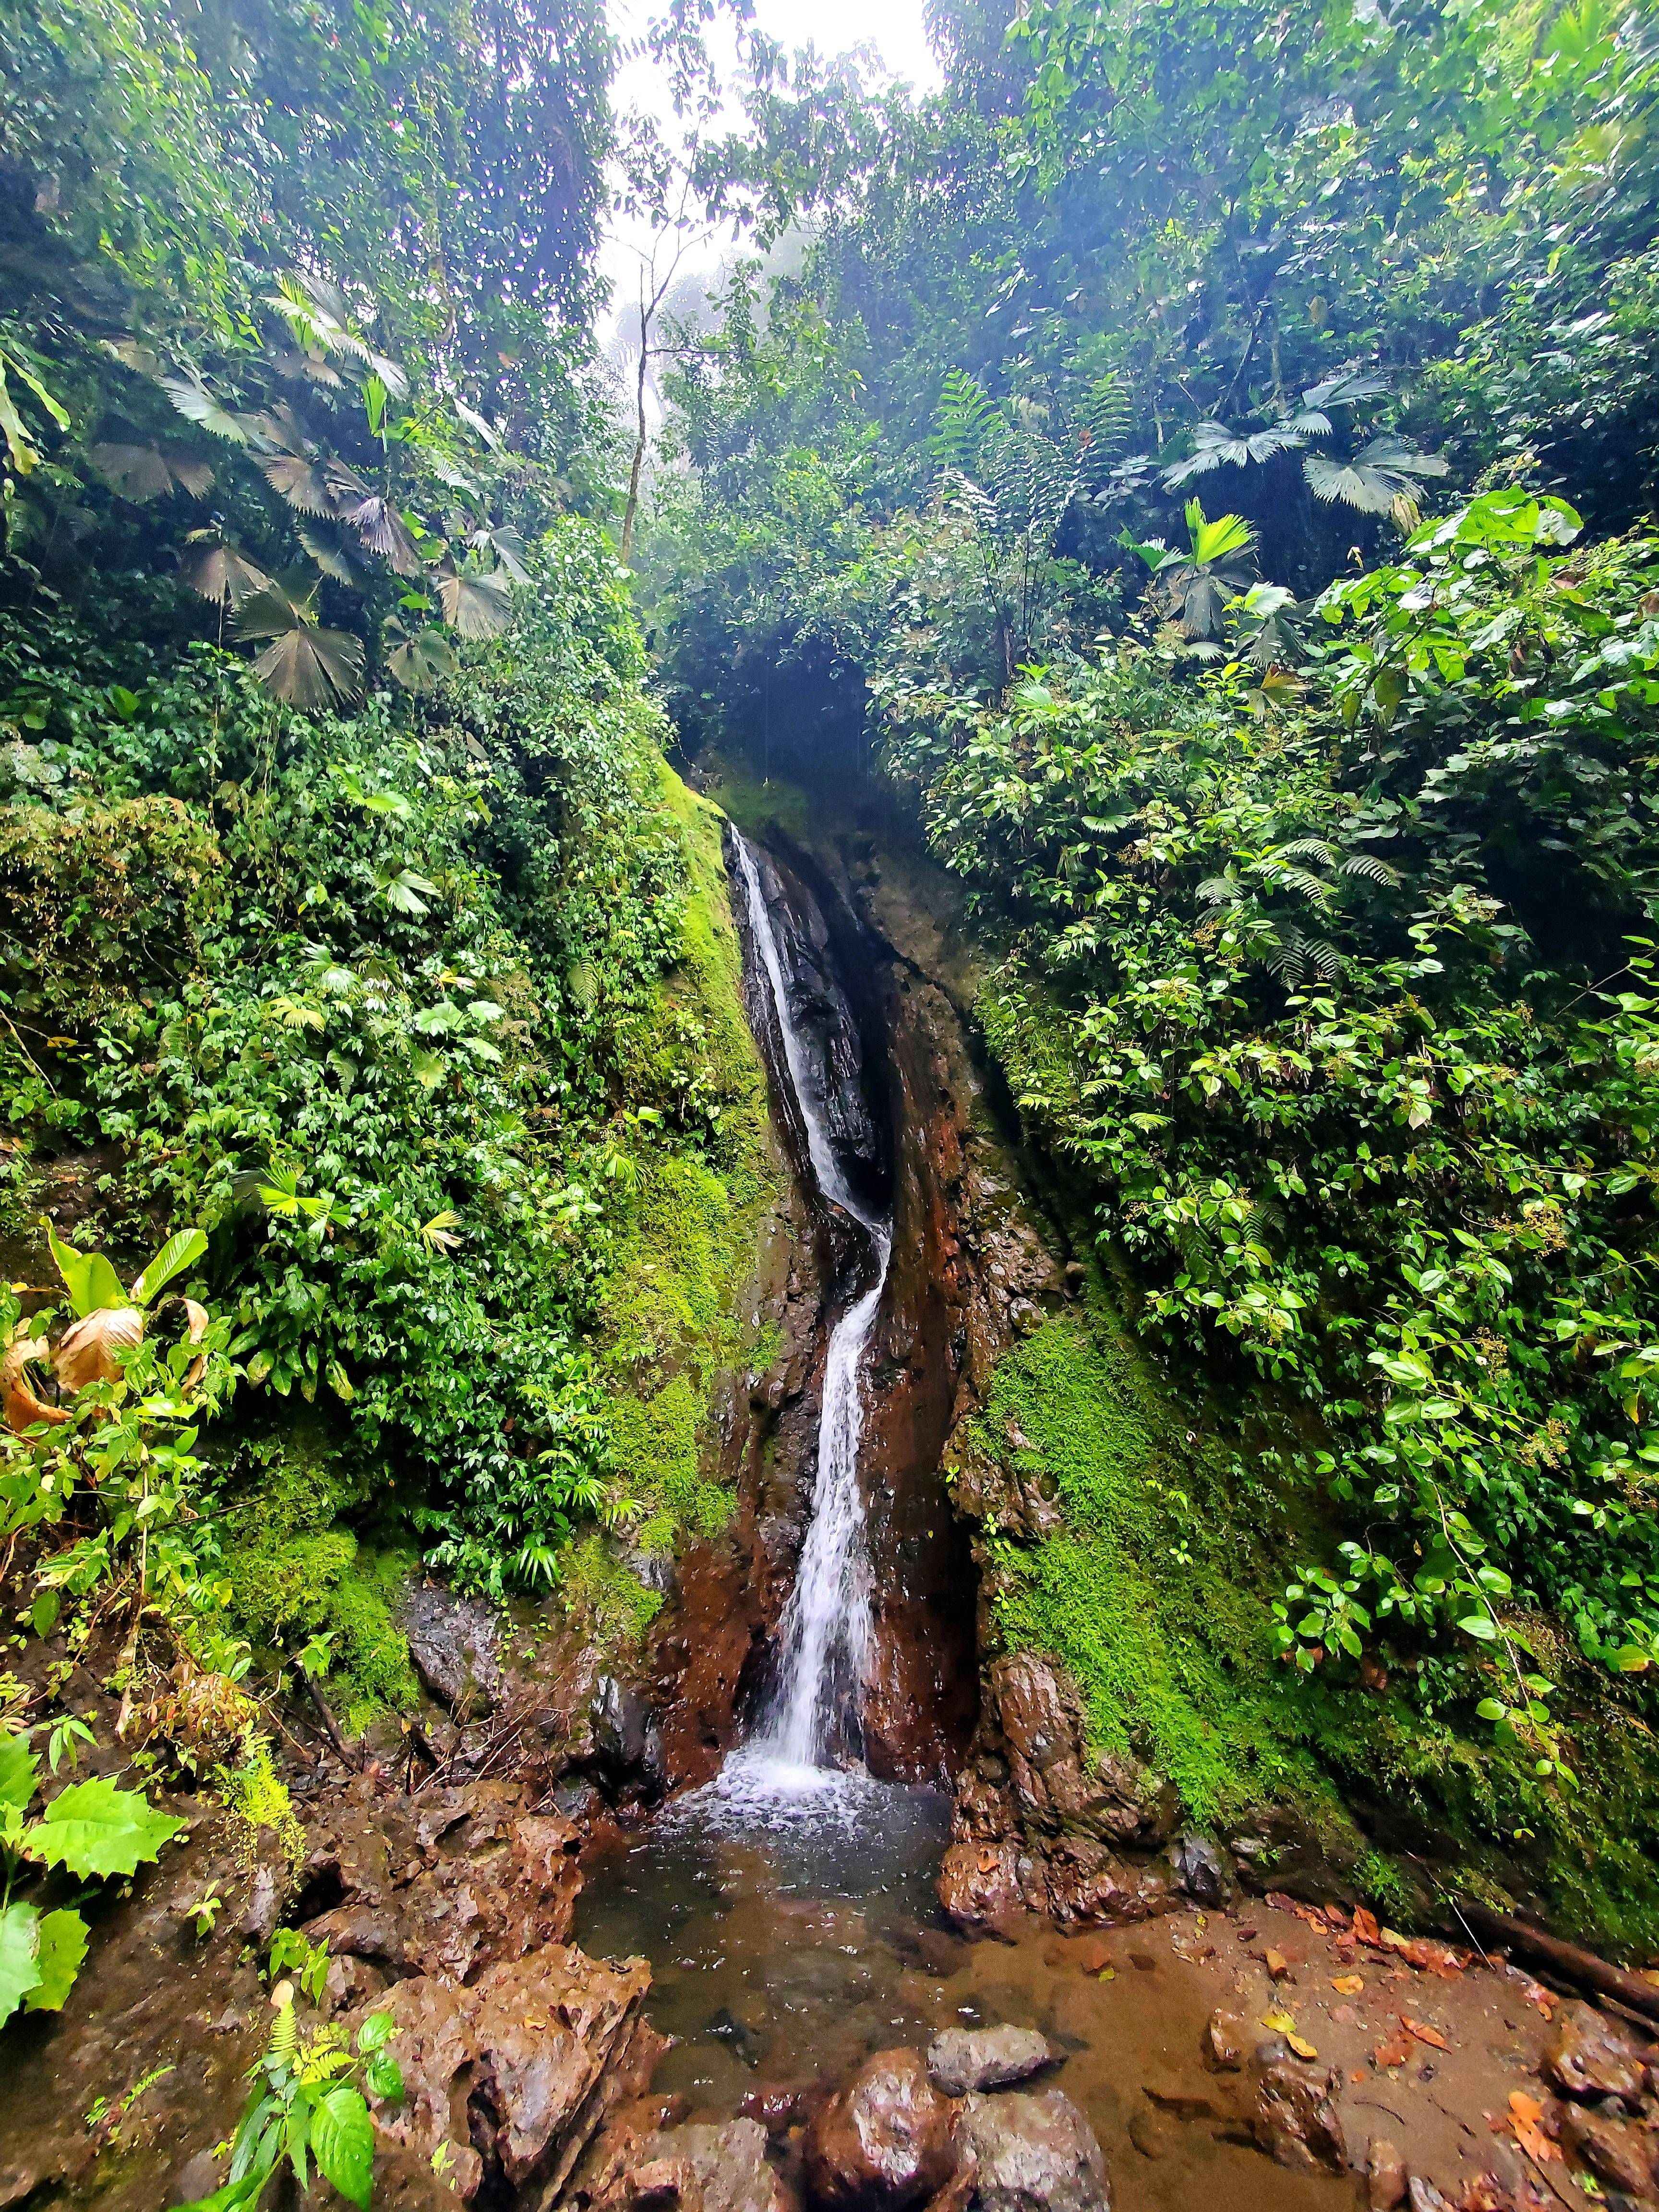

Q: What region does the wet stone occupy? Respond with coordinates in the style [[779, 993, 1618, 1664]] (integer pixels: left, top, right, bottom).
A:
[[1247, 2061, 1347, 2175], [927, 2026, 1054, 2096], [805, 2048, 960, 2212], [1561, 2105, 1657, 2197], [1367, 2136, 1408, 2210], [1544, 2002, 1652, 2105], [958, 2088, 1111, 2212], [397, 1580, 503, 1718]]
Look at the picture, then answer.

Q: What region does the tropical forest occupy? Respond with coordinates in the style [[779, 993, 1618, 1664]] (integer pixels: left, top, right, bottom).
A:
[[4, 0, 1659, 2202]]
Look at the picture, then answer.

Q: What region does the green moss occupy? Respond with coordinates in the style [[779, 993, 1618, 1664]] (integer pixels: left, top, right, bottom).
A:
[[559, 1534, 665, 1648], [594, 764, 778, 1551], [977, 1297, 1346, 1836], [216, 1431, 419, 1731], [978, 1287, 1659, 1952], [698, 764, 815, 847]]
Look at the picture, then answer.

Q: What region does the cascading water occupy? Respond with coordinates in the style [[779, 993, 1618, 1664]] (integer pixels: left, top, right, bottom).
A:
[[729, 831, 893, 1776]]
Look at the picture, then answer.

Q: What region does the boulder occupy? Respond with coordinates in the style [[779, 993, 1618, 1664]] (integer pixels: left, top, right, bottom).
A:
[[927, 2027, 1054, 2097], [1543, 2002, 1651, 2105], [630, 2121, 791, 2212], [958, 2089, 1110, 2212], [592, 1676, 665, 1796], [805, 2049, 960, 2212], [991, 1656, 1169, 1848], [361, 1942, 658, 2201], [939, 1838, 1025, 1936], [398, 1581, 503, 1717], [306, 1806, 582, 1983], [1169, 1833, 1229, 1910], [1041, 1836, 1168, 1928], [1561, 2104, 1656, 2197], [1247, 2062, 1347, 2174]]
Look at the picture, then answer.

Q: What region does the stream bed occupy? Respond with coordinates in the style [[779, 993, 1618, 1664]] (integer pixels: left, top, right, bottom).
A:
[[576, 1768, 1352, 2212]]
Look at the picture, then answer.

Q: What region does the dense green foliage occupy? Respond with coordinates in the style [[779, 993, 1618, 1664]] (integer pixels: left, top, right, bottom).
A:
[[647, 0, 1659, 1881]]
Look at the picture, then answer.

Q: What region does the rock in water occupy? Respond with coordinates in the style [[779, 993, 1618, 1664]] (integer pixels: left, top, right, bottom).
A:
[[805, 2049, 960, 2212], [1366, 2136, 1407, 2210], [927, 2026, 1055, 2096], [1248, 2062, 1347, 2174], [635, 2120, 791, 2212], [958, 2089, 1111, 2212], [1202, 2011, 1246, 2072]]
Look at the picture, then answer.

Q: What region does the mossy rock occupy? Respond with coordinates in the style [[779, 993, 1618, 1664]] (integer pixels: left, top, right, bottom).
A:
[[215, 1427, 420, 1730]]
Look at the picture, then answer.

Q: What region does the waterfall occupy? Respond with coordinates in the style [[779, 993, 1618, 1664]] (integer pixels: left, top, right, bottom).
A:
[[731, 832, 892, 1773]]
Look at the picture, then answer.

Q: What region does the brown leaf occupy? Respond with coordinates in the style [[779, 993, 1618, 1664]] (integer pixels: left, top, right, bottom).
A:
[[1, 1334, 67, 1432], [55, 1305, 144, 1393], [1373, 2035, 1412, 2069], [1264, 1948, 1292, 1980], [1401, 2015, 1449, 2051], [1353, 1907, 1382, 1946]]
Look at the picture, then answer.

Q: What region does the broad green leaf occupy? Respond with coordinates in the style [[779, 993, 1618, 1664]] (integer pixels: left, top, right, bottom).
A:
[[27, 1775, 183, 1877], [0, 1899, 42, 2026], [172, 2173, 267, 2212], [24, 1908, 88, 2011], [0, 1730, 39, 1808], [1456, 1613, 1498, 1642], [357, 2009, 394, 2055], [1474, 1697, 1507, 1720], [47, 1224, 129, 1317], [364, 2052, 403, 2103], [131, 1227, 208, 1306], [310, 2086, 374, 2209]]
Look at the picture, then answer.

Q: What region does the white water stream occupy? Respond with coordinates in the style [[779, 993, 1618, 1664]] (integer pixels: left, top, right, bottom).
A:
[[729, 832, 892, 1778]]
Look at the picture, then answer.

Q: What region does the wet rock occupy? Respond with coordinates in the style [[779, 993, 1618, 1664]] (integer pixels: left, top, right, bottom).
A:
[[1561, 2105, 1656, 2196], [592, 1676, 665, 1796], [1544, 2002, 1651, 2104], [992, 1655, 1167, 1849], [398, 1581, 503, 1717], [927, 2026, 1054, 2096], [1169, 1833, 1229, 1909], [237, 1858, 282, 1947], [635, 2121, 790, 2212], [1202, 2011, 1246, 2072], [1125, 2110, 1167, 2161], [958, 2089, 1110, 2212], [1247, 2062, 1347, 2174], [739, 2087, 809, 2136], [1367, 2137, 1408, 2210], [1406, 2183, 1448, 2212], [1041, 1836, 1169, 1928], [307, 1805, 582, 1983], [939, 1838, 1025, 1936], [1226, 1808, 1359, 1908], [805, 2048, 960, 2212], [709, 2008, 765, 2068], [363, 1941, 656, 2200]]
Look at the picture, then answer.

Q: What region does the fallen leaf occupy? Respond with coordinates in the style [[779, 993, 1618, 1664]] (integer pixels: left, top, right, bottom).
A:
[[1508, 2092, 1544, 2128], [1332, 1973, 1366, 1994], [1096, 1967, 1116, 1982], [1402, 2015, 1449, 2051], [1353, 1907, 1382, 1946], [1373, 2035, 1413, 2068], [1349, 2069, 1366, 2084], [1513, 2116, 1559, 2165], [1264, 1948, 1292, 1980], [1333, 2005, 1358, 2027], [1522, 1982, 1555, 2019], [1262, 2008, 1298, 2036], [1286, 2032, 1319, 2060]]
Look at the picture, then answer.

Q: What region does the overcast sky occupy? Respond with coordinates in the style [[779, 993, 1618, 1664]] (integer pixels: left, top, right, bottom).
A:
[[598, 0, 941, 368]]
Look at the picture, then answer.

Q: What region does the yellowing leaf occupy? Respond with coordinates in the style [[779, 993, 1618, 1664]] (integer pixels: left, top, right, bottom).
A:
[[1331, 1973, 1365, 1994]]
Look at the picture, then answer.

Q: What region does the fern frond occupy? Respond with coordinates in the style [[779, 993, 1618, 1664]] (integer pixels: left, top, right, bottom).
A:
[[1339, 852, 1403, 886], [1273, 838, 1336, 867]]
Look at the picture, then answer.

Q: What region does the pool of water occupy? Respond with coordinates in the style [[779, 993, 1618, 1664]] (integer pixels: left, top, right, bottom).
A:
[[574, 1756, 1345, 2212]]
